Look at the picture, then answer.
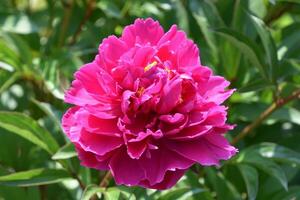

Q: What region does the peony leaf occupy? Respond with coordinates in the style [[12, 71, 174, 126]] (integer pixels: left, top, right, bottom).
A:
[[0, 14, 38, 34], [0, 112, 59, 154], [52, 142, 77, 160], [104, 187, 136, 200], [214, 28, 268, 80], [272, 186, 300, 200], [205, 168, 241, 200], [237, 151, 288, 190], [248, 13, 278, 82], [237, 164, 259, 200], [0, 168, 70, 187], [81, 184, 105, 200], [246, 142, 300, 166]]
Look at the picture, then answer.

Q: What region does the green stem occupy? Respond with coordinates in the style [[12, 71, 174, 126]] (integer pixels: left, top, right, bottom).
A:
[[232, 89, 300, 144], [58, 0, 74, 47]]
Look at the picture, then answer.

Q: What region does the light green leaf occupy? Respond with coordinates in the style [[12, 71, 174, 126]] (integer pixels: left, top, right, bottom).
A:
[[214, 28, 268, 80], [0, 72, 20, 94], [158, 187, 206, 200], [0, 168, 70, 187], [81, 184, 104, 200], [237, 164, 258, 200], [0, 112, 59, 154], [104, 187, 136, 200], [52, 143, 77, 160], [0, 14, 38, 34]]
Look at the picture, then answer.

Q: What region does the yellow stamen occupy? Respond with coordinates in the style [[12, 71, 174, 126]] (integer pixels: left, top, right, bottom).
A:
[[144, 61, 157, 72], [137, 87, 145, 97], [165, 67, 171, 74]]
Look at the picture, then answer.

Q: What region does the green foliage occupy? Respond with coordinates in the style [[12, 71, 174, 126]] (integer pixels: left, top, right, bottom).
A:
[[0, 0, 300, 199]]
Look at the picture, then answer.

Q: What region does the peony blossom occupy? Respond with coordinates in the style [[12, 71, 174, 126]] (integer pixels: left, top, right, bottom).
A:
[[62, 18, 237, 190]]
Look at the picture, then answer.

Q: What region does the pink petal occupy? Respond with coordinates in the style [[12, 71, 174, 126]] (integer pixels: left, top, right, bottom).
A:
[[121, 18, 164, 47]]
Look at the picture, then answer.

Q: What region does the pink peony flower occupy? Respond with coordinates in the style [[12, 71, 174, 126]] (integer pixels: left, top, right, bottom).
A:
[[62, 18, 237, 190]]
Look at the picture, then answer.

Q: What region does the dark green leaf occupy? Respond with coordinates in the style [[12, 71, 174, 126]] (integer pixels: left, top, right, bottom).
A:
[[214, 28, 268, 80], [248, 13, 278, 82], [237, 151, 288, 190], [237, 164, 258, 200]]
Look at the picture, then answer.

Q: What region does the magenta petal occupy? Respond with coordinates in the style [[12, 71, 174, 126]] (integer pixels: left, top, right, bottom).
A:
[[76, 145, 110, 170], [121, 18, 164, 46], [140, 169, 185, 190], [166, 134, 236, 166], [109, 149, 146, 186], [78, 129, 123, 156], [139, 146, 193, 185]]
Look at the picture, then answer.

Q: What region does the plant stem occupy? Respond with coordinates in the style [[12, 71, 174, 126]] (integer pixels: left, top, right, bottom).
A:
[[99, 171, 112, 188], [69, 0, 96, 45], [232, 89, 300, 144], [58, 0, 74, 47]]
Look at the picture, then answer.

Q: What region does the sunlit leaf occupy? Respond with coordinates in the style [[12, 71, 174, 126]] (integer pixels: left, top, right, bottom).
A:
[[0, 168, 70, 187], [81, 184, 104, 200], [0, 112, 59, 154], [52, 143, 77, 160]]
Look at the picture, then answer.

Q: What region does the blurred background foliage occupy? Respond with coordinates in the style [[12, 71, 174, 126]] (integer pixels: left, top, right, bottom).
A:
[[0, 0, 300, 199]]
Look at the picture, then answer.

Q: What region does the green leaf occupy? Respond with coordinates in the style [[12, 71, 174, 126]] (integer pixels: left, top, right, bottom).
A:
[[205, 168, 242, 200], [237, 164, 258, 200], [81, 184, 104, 200], [248, 13, 278, 82], [0, 168, 70, 187], [189, 0, 218, 62], [233, 103, 300, 125], [237, 151, 288, 190], [158, 187, 205, 200], [272, 186, 300, 200], [174, 0, 189, 34], [239, 77, 273, 93], [52, 143, 77, 160], [97, 1, 121, 19], [0, 13, 39, 34], [247, 143, 300, 166], [0, 72, 20, 94], [0, 112, 59, 154], [275, 0, 300, 3], [214, 28, 268, 80], [104, 187, 136, 200]]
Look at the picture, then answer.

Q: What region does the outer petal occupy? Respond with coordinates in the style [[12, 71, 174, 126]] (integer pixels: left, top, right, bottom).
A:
[[97, 36, 128, 70], [166, 134, 237, 166], [198, 75, 234, 105], [121, 18, 164, 46], [139, 169, 185, 190], [76, 145, 110, 170], [109, 149, 146, 186], [139, 146, 193, 185]]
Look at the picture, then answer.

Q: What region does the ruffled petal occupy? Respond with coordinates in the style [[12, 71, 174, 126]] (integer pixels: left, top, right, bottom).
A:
[[121, 18, 164, 47]]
